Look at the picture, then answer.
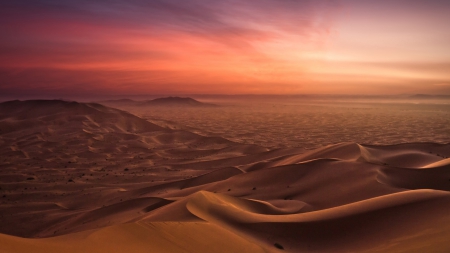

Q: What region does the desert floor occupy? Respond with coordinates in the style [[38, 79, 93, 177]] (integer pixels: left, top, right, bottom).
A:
[[1, 98, 450, 253]]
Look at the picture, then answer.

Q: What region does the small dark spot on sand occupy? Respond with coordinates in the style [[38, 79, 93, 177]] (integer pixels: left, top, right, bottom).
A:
[[274, 243, 284, 250], [26, 177, 34, 180], [252, 187, 256, 190]]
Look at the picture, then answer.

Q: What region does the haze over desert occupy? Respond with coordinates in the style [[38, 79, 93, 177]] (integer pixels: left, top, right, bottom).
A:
[[1, 0, 450, 252]]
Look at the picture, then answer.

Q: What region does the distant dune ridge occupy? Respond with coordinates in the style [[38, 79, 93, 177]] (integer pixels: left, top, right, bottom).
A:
[[0, 99, 164, 134], [102, 96, 217, 107], [409, 94, 450, 100], [1, 100, 450, 253]]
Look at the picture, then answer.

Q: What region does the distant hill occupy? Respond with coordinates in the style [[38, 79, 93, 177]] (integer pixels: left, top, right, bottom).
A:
[[0, 99, 164, 134], [102, 97, 217, 107], [144, 97, 216, 107]]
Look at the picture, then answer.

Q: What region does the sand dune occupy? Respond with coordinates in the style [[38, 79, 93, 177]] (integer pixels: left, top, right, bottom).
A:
[[0, 222, 269, 253], [423, 158, 450, 168], [102, 97, 217, 108], [1, 100, 450, 252]]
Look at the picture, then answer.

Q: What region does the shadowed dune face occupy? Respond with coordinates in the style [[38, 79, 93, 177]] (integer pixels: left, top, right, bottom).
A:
[[1, 100, 450, 253]]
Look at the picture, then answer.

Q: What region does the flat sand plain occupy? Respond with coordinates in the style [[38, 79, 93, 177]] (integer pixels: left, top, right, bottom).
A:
[[1, 98, 450, 253], [108, 98, 450, 149]]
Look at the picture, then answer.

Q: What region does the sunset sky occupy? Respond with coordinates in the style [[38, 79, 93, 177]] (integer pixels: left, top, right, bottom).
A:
[[1, 0, 450, 97]]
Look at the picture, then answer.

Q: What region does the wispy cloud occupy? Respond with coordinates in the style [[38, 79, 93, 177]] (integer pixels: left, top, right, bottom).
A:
[[1, 0, 448, 96], [0, 0, 339, 96]]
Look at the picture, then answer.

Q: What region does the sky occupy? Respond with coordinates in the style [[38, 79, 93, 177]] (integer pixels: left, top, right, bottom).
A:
[[1, 0, 450, 97]]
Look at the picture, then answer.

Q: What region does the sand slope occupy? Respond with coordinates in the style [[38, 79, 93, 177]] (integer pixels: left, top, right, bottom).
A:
[[1, 100, 450, 253]]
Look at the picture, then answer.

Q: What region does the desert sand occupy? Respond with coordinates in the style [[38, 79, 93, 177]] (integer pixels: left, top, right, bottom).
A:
[[102, 97, 450, 149], [1, 99, 450, 253]]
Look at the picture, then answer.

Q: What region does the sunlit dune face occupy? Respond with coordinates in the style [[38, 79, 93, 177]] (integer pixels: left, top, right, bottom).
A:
[[0, 0, 449, 97]]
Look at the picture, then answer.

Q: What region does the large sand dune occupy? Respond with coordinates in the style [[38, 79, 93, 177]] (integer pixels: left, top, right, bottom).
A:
[[1, 100, 450, 252]]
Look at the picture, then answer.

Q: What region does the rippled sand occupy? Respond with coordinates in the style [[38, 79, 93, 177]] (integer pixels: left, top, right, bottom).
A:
[[107, 98, 450, 149], [1, 99, 450, 253]]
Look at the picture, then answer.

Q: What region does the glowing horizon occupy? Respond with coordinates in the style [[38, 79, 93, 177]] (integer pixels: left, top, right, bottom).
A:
[[1, 0, 450, 97]]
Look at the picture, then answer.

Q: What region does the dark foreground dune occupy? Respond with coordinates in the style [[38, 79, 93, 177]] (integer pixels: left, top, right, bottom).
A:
[[1, 100, 450, 253]]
